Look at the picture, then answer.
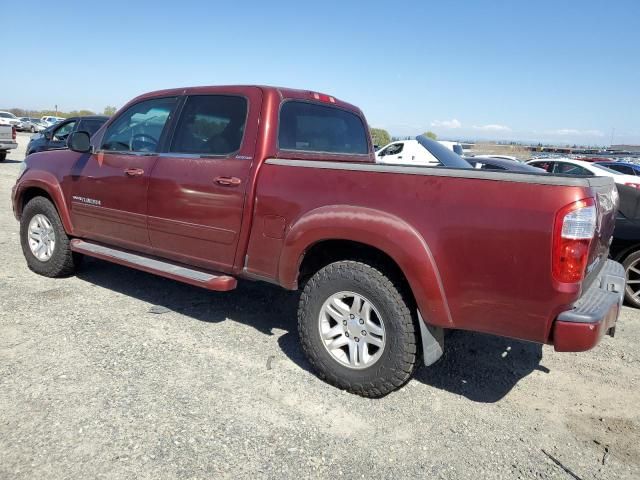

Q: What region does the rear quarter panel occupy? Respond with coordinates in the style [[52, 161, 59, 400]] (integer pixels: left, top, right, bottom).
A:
[[246, 164, 594, 344]]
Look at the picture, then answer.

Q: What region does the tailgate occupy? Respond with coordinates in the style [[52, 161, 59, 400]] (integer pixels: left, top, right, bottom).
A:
[[0, 126, 12, 140], [583, 180, 618, 288]]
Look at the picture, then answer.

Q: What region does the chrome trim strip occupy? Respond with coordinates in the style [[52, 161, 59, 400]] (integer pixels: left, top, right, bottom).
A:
[[264, 158, 612, 188]]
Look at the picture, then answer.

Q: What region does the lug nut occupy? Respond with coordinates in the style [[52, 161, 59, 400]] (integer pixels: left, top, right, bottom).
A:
[[359, 319, 364, 324], [350, 314, 355, 319], [343, 320, 347, 325], [345, 332, 349, 338], [361, 330, 367, 336], [354, 337, 360, 342]]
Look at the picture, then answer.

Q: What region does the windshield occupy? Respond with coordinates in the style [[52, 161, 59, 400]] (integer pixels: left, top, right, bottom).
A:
[[592, 163, 623, 174], [0, 112, 16, 119], [415, 135, 471, 168]]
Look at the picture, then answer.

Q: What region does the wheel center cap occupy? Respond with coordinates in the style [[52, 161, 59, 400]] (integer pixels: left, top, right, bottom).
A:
[[347, 317, 362, 336]]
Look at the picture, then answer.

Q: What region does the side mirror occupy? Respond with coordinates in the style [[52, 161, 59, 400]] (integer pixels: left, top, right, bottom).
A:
[[68, 131, 92, 153]]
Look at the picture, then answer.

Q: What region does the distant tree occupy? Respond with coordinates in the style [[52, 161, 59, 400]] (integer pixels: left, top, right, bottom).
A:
[[423, 131, 437, 140], [370, 128, 391, 147], [103, 106, 117, 116]]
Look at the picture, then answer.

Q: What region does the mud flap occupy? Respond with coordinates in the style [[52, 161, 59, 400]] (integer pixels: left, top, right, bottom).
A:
[[417, 311, 444, 366]]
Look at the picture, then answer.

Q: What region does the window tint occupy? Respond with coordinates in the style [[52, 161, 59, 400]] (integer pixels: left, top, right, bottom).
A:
[[607, 164, 635, 175], [77, 119, 106, 136], [480, 163, 506, 170], [170, 95, 247, 155], [279, 101, 368, 154], [102, 97, 176, 153], [530, 161, 554, 172], [553, 162, 593, 176], [53, 121, 76, 141], [382, 143, 403, 156]]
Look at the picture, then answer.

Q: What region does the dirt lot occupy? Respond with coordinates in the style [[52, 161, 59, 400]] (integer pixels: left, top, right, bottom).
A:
[[1, 133, 639, 479]]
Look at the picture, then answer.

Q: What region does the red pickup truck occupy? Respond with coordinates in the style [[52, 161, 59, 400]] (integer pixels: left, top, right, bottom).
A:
[[12, 85, 625, 397]]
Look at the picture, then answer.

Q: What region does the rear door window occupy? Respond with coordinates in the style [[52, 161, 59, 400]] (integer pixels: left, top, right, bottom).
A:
[[278, 101, 368, 154], [170, 95, 248, 155], [77, 118, 106, 136]]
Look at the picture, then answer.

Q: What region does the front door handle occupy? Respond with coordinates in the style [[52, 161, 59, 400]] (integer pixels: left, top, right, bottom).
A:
[[214, 176, 242, 186], [124, 168, 144, 176]]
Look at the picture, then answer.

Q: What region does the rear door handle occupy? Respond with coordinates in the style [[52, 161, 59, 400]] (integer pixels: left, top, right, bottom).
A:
[[214, 176, 242, 186], [124, 168, 144, 176]]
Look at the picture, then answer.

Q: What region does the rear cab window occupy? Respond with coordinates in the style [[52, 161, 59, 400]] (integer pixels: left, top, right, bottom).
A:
[[278, 101, 368, 155]]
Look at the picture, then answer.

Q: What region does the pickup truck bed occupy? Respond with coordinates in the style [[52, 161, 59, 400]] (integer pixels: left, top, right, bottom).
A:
[[11, 85, 624, 397]]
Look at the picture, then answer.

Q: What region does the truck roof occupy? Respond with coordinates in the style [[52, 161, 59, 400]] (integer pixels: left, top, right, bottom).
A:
[[128, 85, 363, 115]]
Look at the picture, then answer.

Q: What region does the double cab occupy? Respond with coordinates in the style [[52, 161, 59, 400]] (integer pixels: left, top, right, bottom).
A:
[[12, 85, 625, 397]]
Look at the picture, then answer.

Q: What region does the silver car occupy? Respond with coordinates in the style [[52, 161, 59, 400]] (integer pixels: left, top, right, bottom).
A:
[[18, 117, 46, 133]]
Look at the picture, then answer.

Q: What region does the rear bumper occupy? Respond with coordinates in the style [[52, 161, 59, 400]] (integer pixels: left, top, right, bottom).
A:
[[553, 260, 624, 352], [0, 140, 18, 150]]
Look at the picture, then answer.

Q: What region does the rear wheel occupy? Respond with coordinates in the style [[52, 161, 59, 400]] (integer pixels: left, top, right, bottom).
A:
[[298, 260, 418, 397], [623, 250, 640, 308], [20, 196, 78, 277], [0, 151, 6, 162]]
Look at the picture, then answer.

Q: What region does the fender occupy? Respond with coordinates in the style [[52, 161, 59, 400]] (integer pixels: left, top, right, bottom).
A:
[[13, 171, 74, 235], [278, 205, 454, 328]]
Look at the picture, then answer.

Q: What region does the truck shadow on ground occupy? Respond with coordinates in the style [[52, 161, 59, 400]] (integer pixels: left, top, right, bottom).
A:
[[77, 258, 546, 403]]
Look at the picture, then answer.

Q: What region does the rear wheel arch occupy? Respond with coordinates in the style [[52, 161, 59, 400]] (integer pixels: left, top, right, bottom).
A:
[[278, 205, 454, 329]]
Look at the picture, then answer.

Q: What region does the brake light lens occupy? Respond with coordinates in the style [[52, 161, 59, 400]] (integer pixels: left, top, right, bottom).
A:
[[552, 198, 597, 283], [311, 92, 336, 103]]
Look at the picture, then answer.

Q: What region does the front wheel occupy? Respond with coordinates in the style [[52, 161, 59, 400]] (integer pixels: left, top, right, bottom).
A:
[[20, 196, 79, 277], [298, 260, 418, 397]]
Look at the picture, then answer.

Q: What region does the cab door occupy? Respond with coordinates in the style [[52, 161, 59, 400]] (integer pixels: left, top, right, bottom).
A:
[[146, 87, 262, 272], [70, 96, 178, 253], [378, 142, 405, 164]]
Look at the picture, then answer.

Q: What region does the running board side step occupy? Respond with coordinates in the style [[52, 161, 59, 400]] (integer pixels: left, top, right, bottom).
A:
[[70, 239, 237, 291]]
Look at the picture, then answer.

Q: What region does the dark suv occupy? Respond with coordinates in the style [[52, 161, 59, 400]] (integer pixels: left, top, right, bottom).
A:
[[26, 115, 108, 156]]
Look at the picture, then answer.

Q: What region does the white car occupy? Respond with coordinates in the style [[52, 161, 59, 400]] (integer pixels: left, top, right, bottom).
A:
[[437, 140, 464, 155], [0, 111, 22, 128], [40, 116, 66, 127], [376, 139, 440, 166], [527, 158, 640, 188]]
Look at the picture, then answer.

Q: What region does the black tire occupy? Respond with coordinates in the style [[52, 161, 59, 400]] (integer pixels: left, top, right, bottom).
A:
[[31, 126, 36, 133], [20, 196, 78, 277], [0, 151, 6, 162], [298, 260, 418, 398], [622, 250, 640, 308]]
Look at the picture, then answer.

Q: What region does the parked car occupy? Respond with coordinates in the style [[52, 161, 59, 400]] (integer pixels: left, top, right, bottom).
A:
[[40, 116, 66, 127], [610, 184, 640, 308], [18, 117, 46, 133], [376, 139, 442, 166], [528, 158, 640, 188], [0, 125, 17, 161], [12, 85, 624, 397], [26, 115, 108, 156], [596, 161, 640, 177], [437, 140, 464, 155], [0, 111, 22, 128], [472, 154, 522, 163], [467, 157, 546, 173]]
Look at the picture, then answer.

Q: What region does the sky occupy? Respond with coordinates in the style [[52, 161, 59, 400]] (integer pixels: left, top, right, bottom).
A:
[[2, 0, 639, 146]]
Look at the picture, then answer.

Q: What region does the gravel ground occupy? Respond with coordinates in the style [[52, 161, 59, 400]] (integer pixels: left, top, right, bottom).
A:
[[1, 133, 639, 479]]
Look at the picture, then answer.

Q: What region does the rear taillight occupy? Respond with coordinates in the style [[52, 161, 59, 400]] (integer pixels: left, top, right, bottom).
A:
[[552, 198, 597, 283], [12, 126, 16, 140], [624, 182, 640, 189]]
